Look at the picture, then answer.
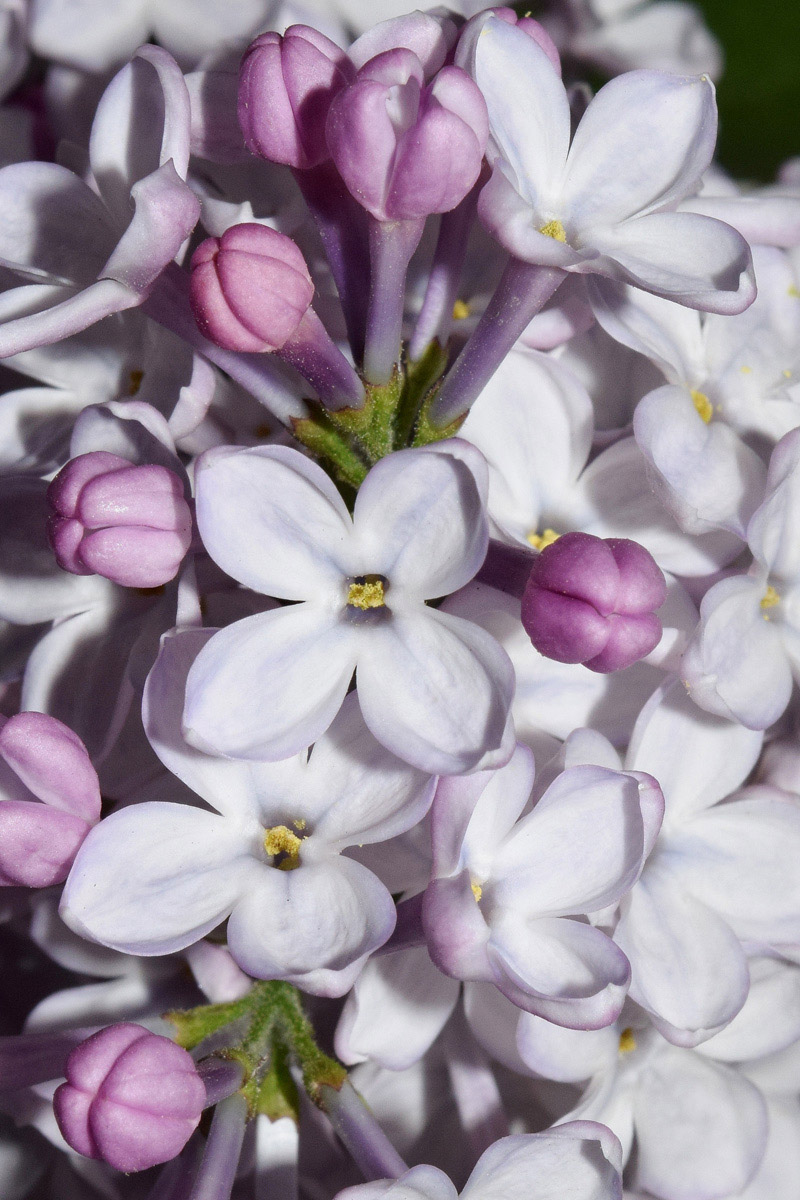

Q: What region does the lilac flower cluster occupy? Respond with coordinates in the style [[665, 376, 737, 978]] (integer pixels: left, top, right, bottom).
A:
[[0, 2, 799, 1200]]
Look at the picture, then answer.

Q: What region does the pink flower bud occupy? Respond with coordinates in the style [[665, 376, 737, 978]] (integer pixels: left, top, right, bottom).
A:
[[54, 1024, 206, 1173], [47, 453, 192, 589], [190, 223, 315, 354], [326, 50, 489, 222], [0, 711, 101, 888], [521, 532, 667, 673], [239, 25, 354, 170]]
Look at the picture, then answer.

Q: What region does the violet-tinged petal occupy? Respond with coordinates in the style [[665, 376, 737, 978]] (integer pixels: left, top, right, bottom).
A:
[[349, 12, 455, 76], [352, 442, 488, 601], [0, 710, 100, 821], [193, 443, 354, 599], [0, 278, 140, 358], [461, 1125, 623, 1200], [61, 802, 256, 955], [583, 612, 662, 673], [183, 604, 358, 761], [488, 913, 630, 1028], [356, 606, 514, 775]]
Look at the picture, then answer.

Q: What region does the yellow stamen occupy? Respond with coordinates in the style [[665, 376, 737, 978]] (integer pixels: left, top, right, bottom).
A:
[[264, 825, 302, 870], [691, 389, 713, 423], [128, 369, 144, 395], [539, 219, 567, 243], [347, 576, 386, 610], [471, 881, 483, 903], [618, 1027, 637, 1054], [761, 585, 780, 618], [788, 285, 800, 299], [527, 528, 560, 551], [740, 365, 752, 375], [293, 818, 306, 830], [783, 369, 793, 379], [452, 300, 471, 321]]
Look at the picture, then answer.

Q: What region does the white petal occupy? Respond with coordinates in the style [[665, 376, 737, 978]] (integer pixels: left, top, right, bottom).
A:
[[335, 947, 458, 1070], [307, 694, 434, 851], [615, 865, 749, 1045], [588, 276, 705, 385], [748, 428, 800, 580], [564, 71, 716, 227], [590, 212, 755, 315], [356, 607, 514, 774], [226, 856, 396, 996], [194, 444, 354, 599], [462, 1126, 622, 1200], [495, 766, 646, 916], [472, 17, 570, 213], [633, 1044, 767, 1200], [352, 443, 488, 600], [681, 575, 793, 730], [706, 958, 800, 1063], [627, 678, 763, 823], [183, 603, 358, 761], [61, 803, 255, 955], [29, 0, 149, 71], [515, 1011, 617, 1083]]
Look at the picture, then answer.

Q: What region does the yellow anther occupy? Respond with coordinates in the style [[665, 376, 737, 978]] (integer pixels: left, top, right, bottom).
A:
[[347, 576, 386, 610], [691, 389, 713, 423], [128, 369, 144, 395], [452, 300, 471, 321], [760, 585, 780, 618], [264, 825, 302, 870], [539, 219, 567, 243], [471, 881, 483, 903], [527, 528, 560, 551], [618, 1027, 637, 1054], [293, 818, 306, 831], [784, 369, 793, 379], [788, 285, 800, 299], [740, 365, 753, 375]]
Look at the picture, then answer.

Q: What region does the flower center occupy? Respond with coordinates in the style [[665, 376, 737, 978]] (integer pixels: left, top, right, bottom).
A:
[[618, 1027, 637, 1054], [347, 575, 386, 610], [691, 389, 713, 423], [526, 528, 560, 550], [471, 880, 483, 903], [760, 585, 780, 618], [539, 219, 567, 243], [263, 822, 306, 871]]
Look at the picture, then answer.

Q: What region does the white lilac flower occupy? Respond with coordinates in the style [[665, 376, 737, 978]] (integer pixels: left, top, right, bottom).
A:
[[459, 16, 754, 313], [422, 742, 663, 1029], [61, 627, 435, 996], [682, 428, 800, 729], [183, 441, 515, 774]]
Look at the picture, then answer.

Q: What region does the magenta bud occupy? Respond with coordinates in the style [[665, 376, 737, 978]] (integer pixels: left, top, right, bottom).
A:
[[0, 711, 100, 888], [190, 222, 315, 354], [521, 532, 667, 673], [326, 51, 488, 222], [54, 1024, 206, 1173], [47, 452, 192, 589], [239, 25, 354, 169]]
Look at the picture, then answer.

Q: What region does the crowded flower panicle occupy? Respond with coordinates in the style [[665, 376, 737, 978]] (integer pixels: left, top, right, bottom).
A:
[[0, 1, 798, 1199]]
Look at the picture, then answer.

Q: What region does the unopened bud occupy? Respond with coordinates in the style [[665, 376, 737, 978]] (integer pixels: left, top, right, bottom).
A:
[[521, 532, 666, 673], [54, 1024, 206, 1173], [239, 25, 354, 169], [47, 452, 192, 589], [190, 223, 314, 354]]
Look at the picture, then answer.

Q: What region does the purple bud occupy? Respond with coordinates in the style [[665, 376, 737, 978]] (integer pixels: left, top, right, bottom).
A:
[[521, 532, 667, 673], [54, 1024, 206, 1173], [190, 223, 315, 354], [326, 51, 488, 222], [0, 712, 100, 888], [47, 453, 192, 589], [239, 25, 354, 170]]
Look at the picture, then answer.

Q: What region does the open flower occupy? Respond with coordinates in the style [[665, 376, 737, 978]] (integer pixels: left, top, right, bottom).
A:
[[61, 628, 435, 996], [183, 441, 515, 774]]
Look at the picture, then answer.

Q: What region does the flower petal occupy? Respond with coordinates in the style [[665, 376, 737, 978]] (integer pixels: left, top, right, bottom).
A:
[[356, 606, 514, 774], [61, 803, 255, 955], [183, 603, 358, 761], [462, 1125, 622, 1200], [194, 444, 354, 599]]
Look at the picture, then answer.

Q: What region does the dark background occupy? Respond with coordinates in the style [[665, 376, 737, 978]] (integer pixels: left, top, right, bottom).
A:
[[699, 0, 800, 182]]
